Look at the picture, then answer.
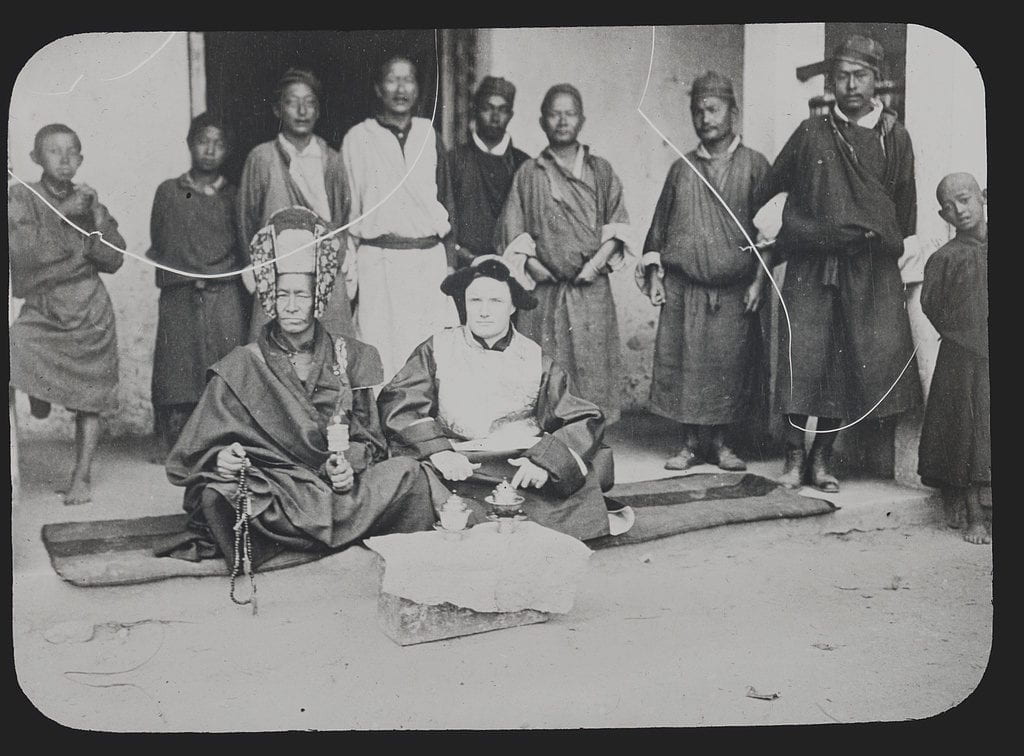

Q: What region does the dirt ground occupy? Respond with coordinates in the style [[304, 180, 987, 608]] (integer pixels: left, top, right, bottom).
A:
[[11, 418, 994, 732]]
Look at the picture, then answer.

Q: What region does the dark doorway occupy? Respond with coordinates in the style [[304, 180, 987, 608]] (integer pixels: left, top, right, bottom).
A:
[[203, 30, 440, 185]]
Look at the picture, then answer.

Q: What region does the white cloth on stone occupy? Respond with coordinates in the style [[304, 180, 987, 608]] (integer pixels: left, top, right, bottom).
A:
[[365, 521, 593, 614]]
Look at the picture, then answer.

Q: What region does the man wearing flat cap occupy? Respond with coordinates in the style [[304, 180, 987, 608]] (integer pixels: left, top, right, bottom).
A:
[[448, 77, 530, 284], [754, 34, 921, 493], [378, 256, 633, 541], [639, 71, 771, 474]]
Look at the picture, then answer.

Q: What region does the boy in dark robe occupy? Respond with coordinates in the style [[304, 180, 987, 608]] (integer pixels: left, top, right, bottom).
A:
[[9, 124, 125, 505], [918, 173, 990, 544], [753, 35, 921, 492], [148, 113, 248, 461], [639, 71, 771, 472], [164, 207, 440, 569]]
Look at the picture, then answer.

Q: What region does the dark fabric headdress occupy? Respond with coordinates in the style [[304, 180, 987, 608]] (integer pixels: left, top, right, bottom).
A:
[[249, 206, 341, 320], [829, 35, 885, 77], [475, 76, 517, 107], [440, 255, 538, 311], [689, 71, 736, 104]]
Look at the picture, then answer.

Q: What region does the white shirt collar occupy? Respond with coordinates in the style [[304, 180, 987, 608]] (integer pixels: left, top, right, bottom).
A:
[[472, 130, 511, 156], [833, 98, 884, 129], [696, 134, 742, 160], [278, 132, 323, 158]]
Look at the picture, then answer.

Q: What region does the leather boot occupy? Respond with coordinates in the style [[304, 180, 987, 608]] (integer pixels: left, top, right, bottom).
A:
[[808, 445, 840, 493], [777, 447, 806, 489]]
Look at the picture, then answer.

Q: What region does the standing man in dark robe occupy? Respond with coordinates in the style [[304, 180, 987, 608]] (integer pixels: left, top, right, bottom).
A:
[[449, 77, 529, 264], [754, 35, 921, 492], [377, 256, 633, 542], [639, 71, 771, 472], [495, 84, 636, 425], [918, 174, 990, 544], [164, 207, 439, 570], [237, 68, 354, 342], [148, 112, 248, 462]]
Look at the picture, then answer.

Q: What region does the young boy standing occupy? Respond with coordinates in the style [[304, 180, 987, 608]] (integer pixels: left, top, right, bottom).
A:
[[148, 113, 248, 461], [9, 124, 125, 504], [918, 173, 991, 544]]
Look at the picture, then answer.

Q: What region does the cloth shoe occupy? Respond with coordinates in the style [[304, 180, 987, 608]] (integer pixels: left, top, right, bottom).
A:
[[665, 447, 701, 471], [29, 396, 52, 419], [713, 445, 747, 471], [777, 447, 806, 489], [808, 446, 840, 493]]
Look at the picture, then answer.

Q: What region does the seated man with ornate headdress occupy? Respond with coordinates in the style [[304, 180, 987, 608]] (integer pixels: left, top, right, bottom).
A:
[[163, 207, 440, 568], [377, 256, 634, 542]]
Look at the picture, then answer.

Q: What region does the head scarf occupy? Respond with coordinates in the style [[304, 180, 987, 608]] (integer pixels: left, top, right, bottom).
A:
[[248, 206, 341, 320], [440, 255, 538, 311], [474, 76, 516, 108]]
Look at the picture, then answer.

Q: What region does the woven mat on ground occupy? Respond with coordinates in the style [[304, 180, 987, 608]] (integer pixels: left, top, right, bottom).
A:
[[588, 472, 836, 548], [40, 514, 323, 587], [41, 473, 835, 586]]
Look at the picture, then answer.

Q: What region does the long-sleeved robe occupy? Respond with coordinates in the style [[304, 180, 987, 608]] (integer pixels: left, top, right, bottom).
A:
[[148, 174, 248, 409], [917, 233, 990, 489], [494, 146, 634, 424], [449, 139, 530, 263], [754, 107, 921, 419], [377, 325, 613, 541], [164, 322, 439, 567], [342, 117, 459, 382], [9, 180, 125, 412], [641, 142, 770, 425], [236, 137, 354, 342]]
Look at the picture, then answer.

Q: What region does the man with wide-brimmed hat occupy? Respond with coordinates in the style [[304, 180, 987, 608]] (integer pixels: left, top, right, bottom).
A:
[[378, 255, 633, 541], [448, 76, 531, 278], [754, 34, 921, 493], [163, 206, 441, 569], [639, 70, 772, 474]]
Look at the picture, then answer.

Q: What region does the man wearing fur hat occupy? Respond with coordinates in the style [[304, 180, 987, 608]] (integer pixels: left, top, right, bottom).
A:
[[164, 207, 440, 568], [754, 35, 921, 493], [378, 256, 634, 541]]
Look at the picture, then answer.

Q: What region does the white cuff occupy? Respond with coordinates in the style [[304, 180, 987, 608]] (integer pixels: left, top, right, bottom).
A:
[[634, 251, 664, 292], [600, 222, 637, 272], [341, 248, 358, 301], [502, 233, 538, 291]]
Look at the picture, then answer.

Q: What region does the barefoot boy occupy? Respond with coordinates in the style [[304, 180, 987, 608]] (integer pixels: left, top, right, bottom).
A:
[[9, 124, 125, 504], [918, 173, 990, 544]]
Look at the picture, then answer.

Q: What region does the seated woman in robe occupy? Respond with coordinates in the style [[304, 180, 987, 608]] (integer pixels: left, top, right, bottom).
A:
[[163, 207, 441, 569], [377, 256, 634, 541]]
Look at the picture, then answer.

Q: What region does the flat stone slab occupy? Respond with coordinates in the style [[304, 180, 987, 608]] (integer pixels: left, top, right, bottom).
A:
[[378, 590, 550, 646]]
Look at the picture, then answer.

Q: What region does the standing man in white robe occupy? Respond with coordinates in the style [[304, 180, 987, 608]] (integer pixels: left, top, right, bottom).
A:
[[341, 54, 458, 382]]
